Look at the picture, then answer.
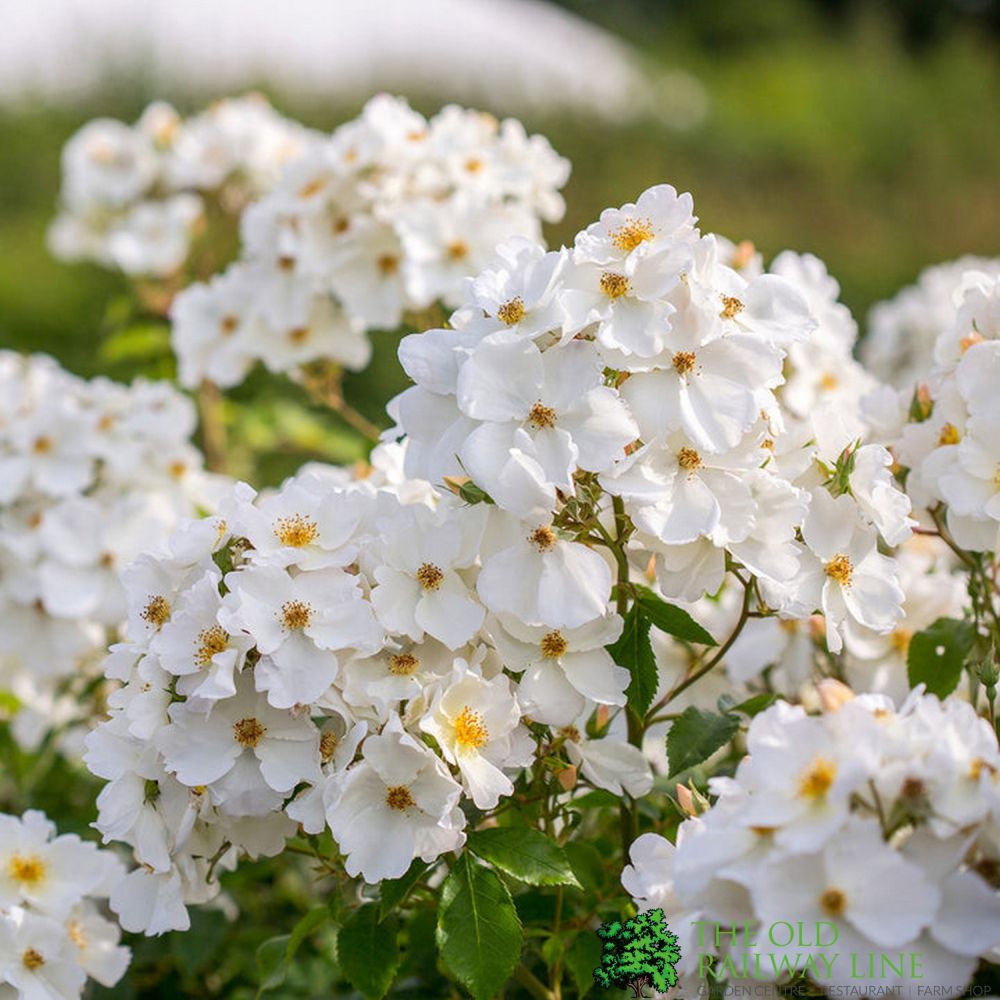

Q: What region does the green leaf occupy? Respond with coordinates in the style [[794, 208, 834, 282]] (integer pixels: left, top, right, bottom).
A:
[[728, 692, 780, 717], [907, 617, 976, 698], [255, 934, 291, 996], [467, 827, 581, 888], [436, 852, 523, 1000], [286, 905, 329, 963], [565, 931, 603, 998], [337, 903, 401, 1000], [379, 859, 430, 919], [607, 604, 658, 716], [667, 706, 740, 777], [634, 585, 717, 646]]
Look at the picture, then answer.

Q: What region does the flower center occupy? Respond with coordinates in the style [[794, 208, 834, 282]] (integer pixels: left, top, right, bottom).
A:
[[719, 295, 744, 320], [889, 628, 911, 655], [8, 853, 46, 887], [388, 652, 420, 676], [993, 465, 1000, 488], [385, 785, 415, 810], [560, 725, 581, 743], [677, 447, 702, 471], [672, 351, 696, 375], [195, 625, 229, 667], [447, 240, 469, 260], [820, 373, 839, 392], [454, 706, 489, 751], [377, 254, 400, 276], [527, 402, 557, 429], [610, 218, 655, 252], [32, 435, 53, 454], [141, 595, 171, 629], [297, 176, 327, 199], [599, 271, 630, 300], [219, 314, 239, 336], [938, 422, 961, 446], [465, 157, 483, 174], [22, 948, 45, 971], [281, 600, 313, 630], [820, 888, 846, 917], [233, 717, 267, 748], [960, 331, 984, 353], [496, 297, 525, 326], [540, 630, 568, 659], [273, 514, 319, 548], [319, 731, 339, 763], [67, 920, 87, 948], [288, 327, 310, 344], [970, 757, 998, 781], [798, 756, 837, 800], [529, 525, 557, 551], [824, 554, 853, 587], [416, 563, 444, 591]]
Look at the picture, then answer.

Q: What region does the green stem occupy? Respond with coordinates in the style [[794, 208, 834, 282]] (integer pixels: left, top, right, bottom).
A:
[[513, 963, 556, 1000]]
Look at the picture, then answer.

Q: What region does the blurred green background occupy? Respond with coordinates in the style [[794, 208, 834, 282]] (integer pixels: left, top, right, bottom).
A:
[[0, 0, 997, 479]]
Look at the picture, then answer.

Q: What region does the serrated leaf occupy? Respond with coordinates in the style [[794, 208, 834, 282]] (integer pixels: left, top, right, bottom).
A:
[[436, 852, 523, 1000], [607, 604, 658, 716], [634, 585, 717, 646], [907, 617, 976, 698], [667, 706, 740, 777], [467, 827, 580, 888], [337, 903, 400, 1000], [255, 934, 291, 996], [379, 859, 429, 919]]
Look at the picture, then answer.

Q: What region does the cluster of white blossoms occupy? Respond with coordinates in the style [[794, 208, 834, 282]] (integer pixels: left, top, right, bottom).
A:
[[82, 441, 653, 934], [390, 185, 914, 658], [863, 255, 1000, 390], [0, 351, 223, 750], [623, 687, 1000, 997], [169, 94, 570, 389], [868, 266, 1000, 555], [0, 810, 129, 998], [48, 95, 314, 278]]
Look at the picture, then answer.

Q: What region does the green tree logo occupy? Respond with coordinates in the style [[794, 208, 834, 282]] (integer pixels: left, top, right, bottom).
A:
[[592, 908, 681, 998]]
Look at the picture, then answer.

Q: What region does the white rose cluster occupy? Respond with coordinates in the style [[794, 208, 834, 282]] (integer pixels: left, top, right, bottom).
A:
[[82, 447, 652, 934], [0, 351, 222, 750], [0, 810, 129, 999], [168, 94, 570, 389], [863, 256, 1000, 390], [871, 266, 1000, 554], [623, 688, 1000, 997], [48, 95, 314, 279], [390, 185, 914, 656]]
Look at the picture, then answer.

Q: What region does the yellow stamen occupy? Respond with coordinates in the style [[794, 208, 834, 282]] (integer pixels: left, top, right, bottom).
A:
[[195, 626, 229, 667], [496, 297, 525, 326], [388, 653, 420, 676], [527, 402, 557, 429], [416, 563, 444, 591], [798, 757, 837, 799], [281, 600, 312, 630], [22, 948, 45, 971], [599, 271, 630, 300], [677, 447, 702, 471], [385, 785, 415, 810], [454, 706, 489, 751], [273, 514, 319, 548], [824, 554, 853, 587], [610, 218, 655, 253], [820, 888, 846, 917], [141, 595, 171, 629], [540, 631, 568, 659], [7, 853, 46, 887], [233, 717, 266, 748], [672, 351, 696, 376], [937, 423, 961, 446], [529, 525, 556, 551], [720, 295, 744, 320]]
